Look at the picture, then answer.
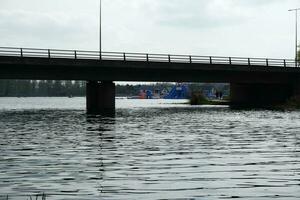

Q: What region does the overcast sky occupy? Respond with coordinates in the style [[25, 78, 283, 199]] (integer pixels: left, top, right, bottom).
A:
[[0, 0, 299, 59]]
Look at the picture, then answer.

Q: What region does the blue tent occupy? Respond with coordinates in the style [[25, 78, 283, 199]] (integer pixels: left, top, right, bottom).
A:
[[164, 84, 189, 99]]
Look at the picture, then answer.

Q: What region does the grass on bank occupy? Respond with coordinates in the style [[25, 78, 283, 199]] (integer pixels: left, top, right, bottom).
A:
[[277, 95, 300, 110], [189, 93, 300, 110], [189, 92, 229, 106]]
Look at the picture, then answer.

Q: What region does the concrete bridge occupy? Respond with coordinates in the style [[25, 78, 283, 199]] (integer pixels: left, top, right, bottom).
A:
[[0, 47, 299, 114]]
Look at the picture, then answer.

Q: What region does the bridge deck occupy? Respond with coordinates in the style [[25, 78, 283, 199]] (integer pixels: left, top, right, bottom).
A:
[[0, 47, 298, 67], [0, 47, 299, 83]]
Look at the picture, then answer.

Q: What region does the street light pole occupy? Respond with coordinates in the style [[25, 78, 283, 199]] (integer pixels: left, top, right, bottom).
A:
[[289, 8, 300, 66], [100, 0, 102, 56]]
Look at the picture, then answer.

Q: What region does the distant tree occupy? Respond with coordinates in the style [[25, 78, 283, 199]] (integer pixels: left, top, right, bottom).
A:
[[297, 45, 300, 62], [31, 80, 38, 96], [0, 81, 232, 97], [38, 80, 48, 96], [72, 81, 84, 96], [5, 80, 17, 96], [0, 80, 6, 96], [18, 80, 32, 97]]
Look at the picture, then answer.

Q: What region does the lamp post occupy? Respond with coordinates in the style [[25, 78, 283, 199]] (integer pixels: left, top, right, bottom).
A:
[[288, 8, 300, 66], [100, 0, 102, 56]]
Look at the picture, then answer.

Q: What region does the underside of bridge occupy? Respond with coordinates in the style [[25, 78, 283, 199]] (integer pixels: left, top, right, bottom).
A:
[[230, 82, 298, 108], [85, 81, 300, 115]]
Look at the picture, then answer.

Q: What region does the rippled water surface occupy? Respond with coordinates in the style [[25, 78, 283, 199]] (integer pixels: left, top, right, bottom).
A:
[[0, 97, 299, 200]]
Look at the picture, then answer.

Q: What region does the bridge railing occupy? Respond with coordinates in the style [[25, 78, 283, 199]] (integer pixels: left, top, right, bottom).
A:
[[0, 47, 297, 68]]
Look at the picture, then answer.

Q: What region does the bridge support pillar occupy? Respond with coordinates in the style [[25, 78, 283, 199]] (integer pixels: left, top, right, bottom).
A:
[[86, 81, 115, 115], [230, 83, 293, 108]]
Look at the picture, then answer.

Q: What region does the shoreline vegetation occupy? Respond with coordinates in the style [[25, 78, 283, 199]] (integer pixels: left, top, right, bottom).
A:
[[190, 92, 229, 106], [189, 92, 300, 111], [276, 95, 300, 110], [0, 80, 229, 98]]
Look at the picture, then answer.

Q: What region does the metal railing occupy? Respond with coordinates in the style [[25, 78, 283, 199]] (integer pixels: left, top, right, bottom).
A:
[[0, 47, 298, 68]]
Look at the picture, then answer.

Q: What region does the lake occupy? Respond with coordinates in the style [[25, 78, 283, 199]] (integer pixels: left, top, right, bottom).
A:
[[0, 97, 299, 200]]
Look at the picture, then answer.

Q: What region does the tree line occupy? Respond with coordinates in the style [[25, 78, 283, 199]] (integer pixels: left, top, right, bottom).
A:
[[0, 80, 229, 97], [0, 80, 85, 97]]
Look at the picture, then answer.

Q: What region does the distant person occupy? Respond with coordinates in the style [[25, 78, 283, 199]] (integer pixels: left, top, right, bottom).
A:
[[146, 90, 152, 99], [215, 91, 219, 99], [219, 91, 223, 100]]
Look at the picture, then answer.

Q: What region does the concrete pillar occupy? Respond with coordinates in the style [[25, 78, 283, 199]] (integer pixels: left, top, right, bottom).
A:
[[86, 81, 115, 115], [86, 81, 99, 114], [230, 83, 293, 108], [292, 80, 300, 98]]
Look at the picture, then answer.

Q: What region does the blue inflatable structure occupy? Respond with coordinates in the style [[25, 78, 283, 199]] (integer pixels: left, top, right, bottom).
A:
[[164, 84, 189, 99], [145, 90, 153, 99]]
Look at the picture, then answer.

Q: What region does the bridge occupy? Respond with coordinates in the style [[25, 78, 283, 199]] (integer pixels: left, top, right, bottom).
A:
[[0, 47, 300, 114]]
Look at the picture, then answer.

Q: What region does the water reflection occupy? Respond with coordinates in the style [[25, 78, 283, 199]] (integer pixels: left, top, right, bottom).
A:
[[0, 100, 299, 199], [86, 114, 118, 199]]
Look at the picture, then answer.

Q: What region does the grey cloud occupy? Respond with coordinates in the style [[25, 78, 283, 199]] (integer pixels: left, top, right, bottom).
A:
[[146, 0, 251, 29], [235, 0, 283, 7], [0, 0, 297, 58], [146, 0, 290, 29], [0, 9, 97, 48]]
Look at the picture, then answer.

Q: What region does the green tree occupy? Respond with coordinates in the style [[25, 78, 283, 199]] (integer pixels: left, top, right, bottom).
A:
[[31, 80, 38, 96], [0, 80, 6, 96], [18, 80, 32, 97], [297, 45, 300, 62], [38, 80, 50, 96]]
